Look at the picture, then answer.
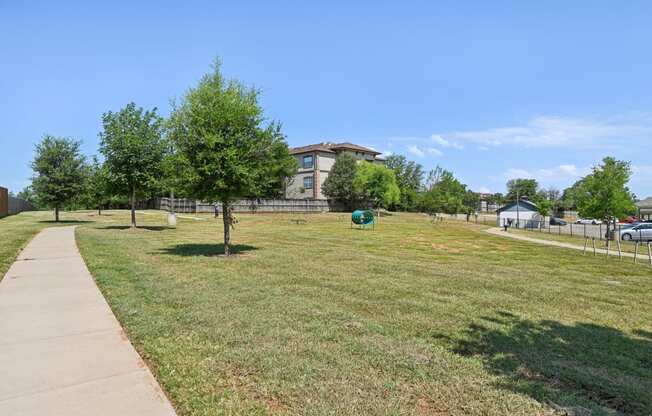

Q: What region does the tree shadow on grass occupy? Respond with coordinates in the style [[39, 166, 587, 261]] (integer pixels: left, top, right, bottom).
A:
[[101, 225, 172, 232], [159, 243, 257, 257], [38, 220, 93, 224], [433, 311, 652, 415]]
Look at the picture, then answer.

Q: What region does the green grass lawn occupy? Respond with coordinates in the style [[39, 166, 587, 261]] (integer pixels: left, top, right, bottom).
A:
[[67, 210, 652, 416], [0, 210, 93, 279]]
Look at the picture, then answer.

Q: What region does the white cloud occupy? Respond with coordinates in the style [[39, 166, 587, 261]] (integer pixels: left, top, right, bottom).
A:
[[425, 147, 443, 156], [433, 114, 652, 149], [477, 186, 491, 194], [380, 150, 393, 158], [504, 164, 591, 182], [431, 134, 463, 150], [407, 145, 425, 157]]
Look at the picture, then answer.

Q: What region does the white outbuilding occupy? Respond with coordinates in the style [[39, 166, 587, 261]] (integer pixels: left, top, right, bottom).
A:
[[496, 199, 541, 228]]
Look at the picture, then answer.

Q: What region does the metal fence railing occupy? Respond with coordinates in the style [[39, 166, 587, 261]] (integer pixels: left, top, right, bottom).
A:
[[502, 218, 652, 242]]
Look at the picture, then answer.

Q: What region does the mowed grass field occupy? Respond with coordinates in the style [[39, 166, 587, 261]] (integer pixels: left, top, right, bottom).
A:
[[3, 210, 652, 415]]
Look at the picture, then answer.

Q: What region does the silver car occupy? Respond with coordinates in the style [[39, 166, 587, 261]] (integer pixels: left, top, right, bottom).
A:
[[620, 223, 652, 241]]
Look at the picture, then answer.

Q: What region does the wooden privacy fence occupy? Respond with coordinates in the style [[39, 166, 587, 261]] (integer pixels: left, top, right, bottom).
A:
[[153, 197, 339, 214], [0, 186, 34, 218]]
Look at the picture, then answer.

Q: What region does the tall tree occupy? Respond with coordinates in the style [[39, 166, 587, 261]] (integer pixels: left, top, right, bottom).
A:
[[17, 186, 38, 208], [99, 103, 166, 228], [31, 135, 86, 221], [506, 178, 539, 202], [322, 153, 359, 210], [353, 162, 400, 209], [576, 157, 636, 239], [385, 154, 423, 211], [86, 156, 111, 215], [424, 165, 444, 191], [561, 179, 586, 210], [419, 169, 468, 214], [167, 60, 295, 255]]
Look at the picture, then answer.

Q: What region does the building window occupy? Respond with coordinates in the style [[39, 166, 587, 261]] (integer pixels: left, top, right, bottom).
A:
[[303, 176, 313, 189], [302, 155, 314, 169]]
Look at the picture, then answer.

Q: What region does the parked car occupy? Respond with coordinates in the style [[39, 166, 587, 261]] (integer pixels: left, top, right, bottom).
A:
[[549, 217, 567, 226], [620, 215, 638, 224], [620, 223, 652, 241], [576, 218, 601, 225]]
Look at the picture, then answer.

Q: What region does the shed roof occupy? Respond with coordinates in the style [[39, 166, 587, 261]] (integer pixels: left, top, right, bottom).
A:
[[497, 199, 539, 213], [636, 197, 652, 209]]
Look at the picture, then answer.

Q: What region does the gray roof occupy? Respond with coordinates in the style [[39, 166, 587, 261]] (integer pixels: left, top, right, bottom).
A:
[[289, 142, 381, 156], [497, 199, 539, 213], [636, 197, 652, 209]]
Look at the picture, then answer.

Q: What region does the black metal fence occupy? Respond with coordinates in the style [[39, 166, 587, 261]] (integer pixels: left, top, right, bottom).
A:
[[503, 218, 652, 242]]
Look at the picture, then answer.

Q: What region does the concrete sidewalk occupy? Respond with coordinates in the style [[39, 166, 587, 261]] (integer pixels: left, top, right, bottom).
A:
[[486, 227, 651, 262], [0, 226, 177, 416]]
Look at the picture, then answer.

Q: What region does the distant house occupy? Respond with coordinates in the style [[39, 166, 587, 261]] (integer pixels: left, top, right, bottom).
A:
[[636, 197, 652, 220], [496, 199, 540, 227], [285, 142, 385, 200]]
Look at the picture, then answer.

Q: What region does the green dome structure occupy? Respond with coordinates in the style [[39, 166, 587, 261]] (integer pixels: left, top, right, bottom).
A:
[[351, 210, 375, 229]]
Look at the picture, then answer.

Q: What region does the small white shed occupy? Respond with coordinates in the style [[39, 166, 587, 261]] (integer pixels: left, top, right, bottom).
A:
[[496, 200, 541, 228]]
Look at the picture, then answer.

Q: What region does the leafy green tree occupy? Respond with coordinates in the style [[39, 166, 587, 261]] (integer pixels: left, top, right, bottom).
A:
[[86, 157, 111, 215], [31, 135, 87, 221], [561, 179, 586, 210], [17, 186, 38, 208], [167, 60, 295, 255], [419, 169, 468, 214], [353, 162, 400, 209], [99, 102, 166, 228], [462, 190, 480, 215], [322, 153, 359, 210], [506, 178, 539, 202], [537, 199, 552, 227], [385, 154, 423, 211], [576, 157, 636, 239]]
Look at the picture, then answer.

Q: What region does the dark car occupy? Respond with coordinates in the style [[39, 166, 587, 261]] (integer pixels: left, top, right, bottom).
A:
[[549, 217, 567, 226]]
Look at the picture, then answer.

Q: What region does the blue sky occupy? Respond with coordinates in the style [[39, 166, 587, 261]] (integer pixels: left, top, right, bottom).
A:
[[2, 1, 652, 197]]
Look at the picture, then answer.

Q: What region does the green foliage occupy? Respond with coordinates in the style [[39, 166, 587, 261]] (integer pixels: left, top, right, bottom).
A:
[[85, 157, 112, 213], [31, 135, 87, 220], [322, 153, 359, 210], [561, 179, 586, 210], [537, 199, 552, 218], [168, 61, 295, 202], [17, 186, 38, 208], [384, 154, 423, 211], [353, 162, 400, 209], [506, 178, 539, 202], [576, 157, 636, 223], [419, 169, 472, 214], [167, 59, 295, 254], [99, 102, 166, 226]]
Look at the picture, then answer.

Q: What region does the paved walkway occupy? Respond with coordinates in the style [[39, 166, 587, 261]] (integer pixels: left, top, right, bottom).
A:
[[0, 227, 177, 416], [486, 227, 651, 262]]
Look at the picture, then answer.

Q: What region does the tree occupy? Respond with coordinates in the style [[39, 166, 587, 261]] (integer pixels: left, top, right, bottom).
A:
[[86, 157, 111, 215], [322, 153, 359, 210], [506, 178, 539, 202], [31, 135, 86, 221], [17, 186, 38, 208], [385, 155, 423, 211], [419, 169, 468, 214], [99, 102, 166, 228], [167, 60, 296, 255], [576, 157, 636, 239], [424, 166, 444, 191], [353, 162, 400, 209], [561, 179, 586, 210], [537, 199, 552, 228]]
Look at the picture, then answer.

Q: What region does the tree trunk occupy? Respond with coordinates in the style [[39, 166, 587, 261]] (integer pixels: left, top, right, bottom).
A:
[[98, 206, 102, 216], [130, 187, 136, 228], [55, 206, 59, 222], [222, 200, 231, 256]]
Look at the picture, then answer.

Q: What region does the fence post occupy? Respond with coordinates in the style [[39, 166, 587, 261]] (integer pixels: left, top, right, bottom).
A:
[[616, 238, 622, 260], [634, 242, 639, 264], [606, 239, 610, 257], [583, 238, 588, 254], [592, 238, 596, 256], [648, 242, 652, 266], [570, 223, 573, 237]]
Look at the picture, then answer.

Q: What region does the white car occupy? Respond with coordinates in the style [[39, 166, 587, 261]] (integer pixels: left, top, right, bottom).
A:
[[620, 224, 652, 241], [575, 218, 601, 225]]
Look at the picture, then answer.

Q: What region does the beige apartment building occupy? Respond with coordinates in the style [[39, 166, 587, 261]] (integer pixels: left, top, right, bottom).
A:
[[285, 142, 385, 200]]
